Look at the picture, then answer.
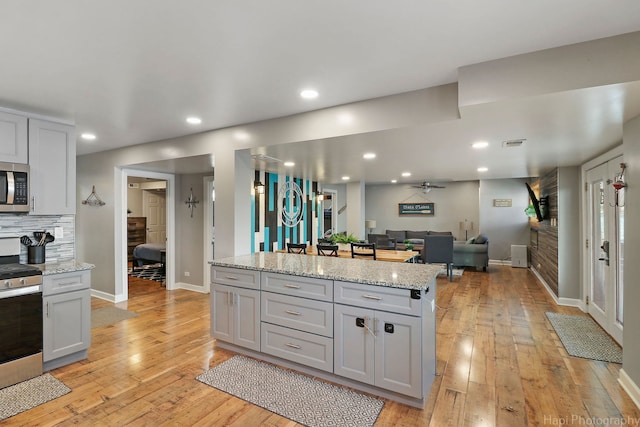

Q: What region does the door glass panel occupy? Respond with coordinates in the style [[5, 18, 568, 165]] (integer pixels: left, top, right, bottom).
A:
[[592, 181, 605, 311], [616, 202, 624, 325]]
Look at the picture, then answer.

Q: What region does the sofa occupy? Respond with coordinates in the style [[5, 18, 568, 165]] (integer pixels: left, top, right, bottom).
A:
[[381, 229, 489, 271], [453, 234, 489, 271]]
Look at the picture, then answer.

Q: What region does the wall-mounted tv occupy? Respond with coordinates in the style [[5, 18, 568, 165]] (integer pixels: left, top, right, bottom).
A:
[[525, 182, 547, 222]]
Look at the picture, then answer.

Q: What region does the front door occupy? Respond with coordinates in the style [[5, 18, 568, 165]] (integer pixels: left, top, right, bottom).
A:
[[585, 157, 624, 344]]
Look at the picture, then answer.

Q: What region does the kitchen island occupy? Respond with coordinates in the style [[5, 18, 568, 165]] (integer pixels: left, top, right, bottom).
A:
[[209, 252, 438, 408]]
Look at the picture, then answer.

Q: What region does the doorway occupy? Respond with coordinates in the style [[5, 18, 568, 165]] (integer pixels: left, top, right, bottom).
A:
[[322, 189, 338, 237], [115, 168, 175, 303], [585, 154, 624, 345]]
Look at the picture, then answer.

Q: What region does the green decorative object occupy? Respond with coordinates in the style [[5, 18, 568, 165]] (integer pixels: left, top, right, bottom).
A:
[[403, 239, 415, 251], [525, 204, 537, 218]]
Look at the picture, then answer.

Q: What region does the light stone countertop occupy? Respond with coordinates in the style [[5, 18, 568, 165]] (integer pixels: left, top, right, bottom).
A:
[[210, 252, 440, 291], [30, 259, 95, 275]]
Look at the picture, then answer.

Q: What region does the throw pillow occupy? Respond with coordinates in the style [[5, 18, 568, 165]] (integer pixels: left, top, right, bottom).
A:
[[474, 234, 488, 244], [466, 237, 476, 244]]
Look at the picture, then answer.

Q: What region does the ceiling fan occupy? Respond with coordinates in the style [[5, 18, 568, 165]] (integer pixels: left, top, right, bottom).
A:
[[411, 181, 446, 193]]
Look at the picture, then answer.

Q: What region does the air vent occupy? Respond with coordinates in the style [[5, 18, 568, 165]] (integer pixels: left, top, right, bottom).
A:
[[251, 154, 282, 163], [502, 139, 525, 148]]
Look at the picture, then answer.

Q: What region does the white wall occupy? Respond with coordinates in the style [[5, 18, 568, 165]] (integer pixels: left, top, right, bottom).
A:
[[365, 181, 479, 240], [557, 167, 581, 299], [622, 114, 640, 395], [478, 179, 530, 262]]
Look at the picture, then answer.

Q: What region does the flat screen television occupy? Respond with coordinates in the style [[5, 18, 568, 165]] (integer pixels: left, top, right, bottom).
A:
[[525, 183, 546, 222]]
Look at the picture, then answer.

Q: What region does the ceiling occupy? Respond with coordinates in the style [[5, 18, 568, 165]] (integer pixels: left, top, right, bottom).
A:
[[2, 1, 640, 184]]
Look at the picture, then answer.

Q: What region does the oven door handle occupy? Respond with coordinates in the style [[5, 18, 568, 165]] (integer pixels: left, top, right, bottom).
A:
[[0, 284, 41, 299]]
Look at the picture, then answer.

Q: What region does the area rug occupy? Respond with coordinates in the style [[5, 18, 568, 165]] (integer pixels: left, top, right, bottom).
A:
[[196, 355, 384, 427], [0, 374, 70, 421], [91, 306, 139, 328], [546, 312, 622, 363], [128, 265, 165, 283]]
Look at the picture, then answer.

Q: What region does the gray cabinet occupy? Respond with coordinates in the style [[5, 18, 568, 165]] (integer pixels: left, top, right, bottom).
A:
[[42, 270, 91, 370], [210, 267, 260, 351], [28, 119, 76, 214], [0, 111, 28, 164], [334, 303, 422, 398]]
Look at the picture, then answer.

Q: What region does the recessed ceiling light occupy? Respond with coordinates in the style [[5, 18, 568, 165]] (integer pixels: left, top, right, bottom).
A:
[[284, 161, 295, 167], [391, 179, 397, 183], [363, 153, 376, 160], [401, 172, 411, 177], [186, 117, 202, 125], [477, 167, 488, 172], [472, 141, 489, 149], [300, 89, 319, 99], [81, 133, 96, 141], [341, 176, 350, 181]]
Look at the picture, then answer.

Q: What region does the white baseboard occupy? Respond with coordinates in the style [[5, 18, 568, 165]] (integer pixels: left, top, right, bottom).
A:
[[619, 369, 640, 410], [530, 267, 585, 312], [175, 282, 209, 294], [91, 289, 119, 302]]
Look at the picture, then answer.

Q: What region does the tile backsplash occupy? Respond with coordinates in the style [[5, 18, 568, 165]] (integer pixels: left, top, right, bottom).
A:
[[0, 214, 74, 263]]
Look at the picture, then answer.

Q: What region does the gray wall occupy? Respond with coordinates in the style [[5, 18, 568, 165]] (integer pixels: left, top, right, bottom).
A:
[[622, 115, 640, 389], [365, 181, 479, 241], [479, 179, 531, 262], [557, 167, 581, 299]]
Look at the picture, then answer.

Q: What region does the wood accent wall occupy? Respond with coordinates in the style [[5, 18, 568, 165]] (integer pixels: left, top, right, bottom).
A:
[[529, 169, 559, 296]]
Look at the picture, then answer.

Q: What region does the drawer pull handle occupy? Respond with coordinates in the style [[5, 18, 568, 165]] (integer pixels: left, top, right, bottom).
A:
[[362, 294, 382, 301], [285, 310, 301, 316], [58, 281, 78, 286], [285, 343, 301, 349], [284, 284, 301, 289], [225, 275, 238, 280]]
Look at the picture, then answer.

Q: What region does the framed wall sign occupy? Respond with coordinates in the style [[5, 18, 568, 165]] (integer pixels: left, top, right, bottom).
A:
[[398, 202, 434, 216], [493, 198, 512, 207]]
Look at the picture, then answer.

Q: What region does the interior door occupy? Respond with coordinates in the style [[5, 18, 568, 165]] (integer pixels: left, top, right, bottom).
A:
[[143, 189, 167, 243], [586, 158, 624, 344]]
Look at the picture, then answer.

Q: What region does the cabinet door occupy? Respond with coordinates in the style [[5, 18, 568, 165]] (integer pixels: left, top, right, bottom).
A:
[[28, 119, 76, 214], [210, 284, 233, 343], [374, 311, 422, 398], [334, 304, 375, 385], [234, 287, 261, 351], [43, 289, 91, 362], [0, 111, 28, 164]]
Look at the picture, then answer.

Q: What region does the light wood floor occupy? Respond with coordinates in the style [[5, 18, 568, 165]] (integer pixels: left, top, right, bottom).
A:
[[6, 266, 640, 426]]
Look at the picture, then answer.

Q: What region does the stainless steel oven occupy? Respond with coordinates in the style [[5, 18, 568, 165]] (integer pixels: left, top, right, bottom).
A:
[[0, 237, 43, 388]]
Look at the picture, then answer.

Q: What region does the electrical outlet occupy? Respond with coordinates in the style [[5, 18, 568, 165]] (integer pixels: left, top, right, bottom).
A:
[[54, 227, 63, 238], [184, 271, 190, 277]]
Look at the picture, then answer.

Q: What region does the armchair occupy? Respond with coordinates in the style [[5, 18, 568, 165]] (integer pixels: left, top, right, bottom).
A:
[[422, 234, 454, 281]]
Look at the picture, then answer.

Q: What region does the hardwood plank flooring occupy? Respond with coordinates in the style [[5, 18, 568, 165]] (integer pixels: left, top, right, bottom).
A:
[[5, 266, 640, 426]]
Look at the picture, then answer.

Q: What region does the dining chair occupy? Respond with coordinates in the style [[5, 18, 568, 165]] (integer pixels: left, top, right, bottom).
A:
[[316, 244, 339, 257], [422, 235, 454, 281], [351, 242, 376, 260], [287, 243, 308, 254], [375, 237, 397, 250]]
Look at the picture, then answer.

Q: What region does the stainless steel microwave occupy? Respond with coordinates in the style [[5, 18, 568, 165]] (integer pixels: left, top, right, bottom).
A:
[[0, 162, 29, 213]]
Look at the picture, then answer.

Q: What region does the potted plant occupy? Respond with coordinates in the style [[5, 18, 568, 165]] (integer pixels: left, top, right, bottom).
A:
[[403, 239, 415, 251], [331, 233, 359, 251]]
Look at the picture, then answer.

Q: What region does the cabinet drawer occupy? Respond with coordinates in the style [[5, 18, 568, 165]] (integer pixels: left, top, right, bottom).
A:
[[261, 323, 333, 373], [43, 270, 91, 296], [261, 292, 333, 337], [261, 272, 333, 302], [334, 281, 421, 316], [211, 266, 260, 290]]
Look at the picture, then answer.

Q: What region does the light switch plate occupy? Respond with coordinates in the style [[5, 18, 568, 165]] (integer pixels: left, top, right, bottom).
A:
[[54, 227, 63, 239]]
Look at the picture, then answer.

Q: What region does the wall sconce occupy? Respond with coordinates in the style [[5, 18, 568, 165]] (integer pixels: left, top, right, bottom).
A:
[[185, 187, 199, 218], [317, 193, 324, 201], [254, 181, 265, 195]]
